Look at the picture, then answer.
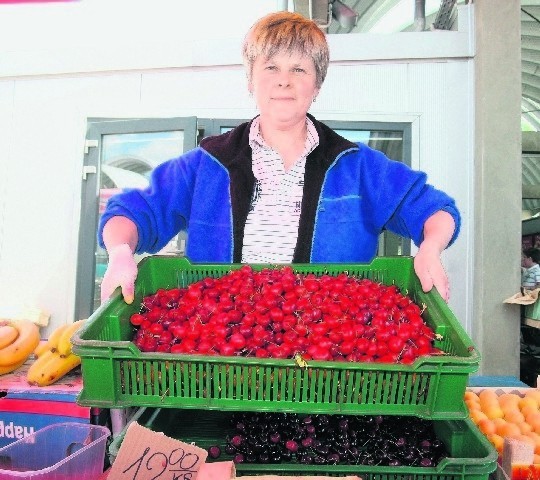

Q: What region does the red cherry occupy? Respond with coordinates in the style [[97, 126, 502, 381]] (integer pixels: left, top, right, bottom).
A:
[[387, 336, 405, 353], [130, 313, 145, 326], [219, 342, 236, 357], [229, 333, 247, 350]]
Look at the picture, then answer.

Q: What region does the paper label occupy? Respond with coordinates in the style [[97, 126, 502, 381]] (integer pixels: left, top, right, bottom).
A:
[[108, 421, 208, 480]]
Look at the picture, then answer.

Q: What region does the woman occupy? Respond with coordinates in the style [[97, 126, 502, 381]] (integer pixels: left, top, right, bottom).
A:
[[99, 11, 460, 305]]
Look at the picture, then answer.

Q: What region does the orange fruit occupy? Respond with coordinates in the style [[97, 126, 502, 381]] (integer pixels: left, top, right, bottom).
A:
[[478, 418, 496, 435], [520, 396, 538, 411], [484, 404, 505, 420], [499, 393, 521, 409], [534, 453, 540, 464], [479, 390, 499, 407], [521, 403, 539, 418], [519, 421, 534, 435], [527, 412, 540, 433], [505, 408, 526, 424], [497, 421, 522, 438], [470, 409, 489, 425], [465, 391, 480, 403], [492, 417, 507, 432], [466, 399, 481, 412], [525, 390, 540, 404], [487, 433, 504, 454]]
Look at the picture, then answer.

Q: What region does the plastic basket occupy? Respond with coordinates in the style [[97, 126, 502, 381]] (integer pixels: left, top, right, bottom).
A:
[[0, 423, 110, 479], [524, 300, 540, 322], [73, 256, 480, 418], [109, 408, 497, 480]]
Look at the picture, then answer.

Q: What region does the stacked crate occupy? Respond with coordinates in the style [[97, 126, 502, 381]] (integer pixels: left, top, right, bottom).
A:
[[73, 256, 497, 480]]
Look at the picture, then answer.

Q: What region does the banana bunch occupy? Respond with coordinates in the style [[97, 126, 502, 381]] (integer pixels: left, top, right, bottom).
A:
[[0, 319, 41, 375], [27, 319, 86, 387]]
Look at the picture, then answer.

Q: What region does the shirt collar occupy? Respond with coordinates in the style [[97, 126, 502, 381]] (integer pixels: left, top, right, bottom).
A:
[[249, 116, 319, 157]]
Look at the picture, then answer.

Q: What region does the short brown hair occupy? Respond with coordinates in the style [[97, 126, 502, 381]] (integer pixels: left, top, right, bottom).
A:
[[524, 247, 540, 264], [242, 11, 330, 90]]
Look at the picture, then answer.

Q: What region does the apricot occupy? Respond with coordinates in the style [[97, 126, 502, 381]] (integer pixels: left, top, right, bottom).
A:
[[499, 393, 521, 409], [466, 399, 481, 412], [493, 417, 507, 428], [470, 409, 489, 425], [504, 408, 526, 424], [521, 403, 539, 419], [525, 390, 540, 404], [479, 389, 499, 406], [465, 391, 480, 403], [526, 412, 540, 429], [496, 421, 522, 438], [484, 404, 505, 420], [519, 421, 534, 435], [487, 433, 504, 454], [478, 418, 496, 435], [520, 396, 539, 411]]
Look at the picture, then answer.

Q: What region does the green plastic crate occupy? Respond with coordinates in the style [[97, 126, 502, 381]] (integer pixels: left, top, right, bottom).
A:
[[524, 300, 540, 322], [108, 408, 497, 480], [72, 256, 480, 418]]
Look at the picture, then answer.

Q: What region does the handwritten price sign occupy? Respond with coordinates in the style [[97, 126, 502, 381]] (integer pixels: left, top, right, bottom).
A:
[[108, 421, 208, 480]]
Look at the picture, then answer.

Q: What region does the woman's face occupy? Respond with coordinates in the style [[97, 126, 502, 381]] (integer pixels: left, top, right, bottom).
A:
[[250, 50, 319, 129]]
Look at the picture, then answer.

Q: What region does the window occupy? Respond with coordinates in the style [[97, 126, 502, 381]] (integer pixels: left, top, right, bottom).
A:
[[75, 118, 197, 319], [324, 120, 412, 259], [76, 117, 411, 318]]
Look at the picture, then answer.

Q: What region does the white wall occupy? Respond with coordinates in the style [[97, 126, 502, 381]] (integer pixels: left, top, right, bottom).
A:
[[0, 3, 475, 339]]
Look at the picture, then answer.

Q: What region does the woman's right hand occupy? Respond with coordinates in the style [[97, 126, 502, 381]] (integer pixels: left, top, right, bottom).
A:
[[100, 243, 138, 304]]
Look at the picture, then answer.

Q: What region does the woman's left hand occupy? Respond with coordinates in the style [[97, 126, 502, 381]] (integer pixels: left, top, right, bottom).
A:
[[413, 210, 456, 303], [413, 243, 450, 302]]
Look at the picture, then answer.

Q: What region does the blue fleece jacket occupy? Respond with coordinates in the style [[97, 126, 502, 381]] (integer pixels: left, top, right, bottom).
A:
[[98, 115, 460, 263]]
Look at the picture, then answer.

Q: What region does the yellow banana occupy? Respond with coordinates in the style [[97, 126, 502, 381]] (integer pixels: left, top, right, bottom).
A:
[[57, 319, 86, 357], [0, 322, 19, 350], [0, 320, 40, 367], [33, 324, 69, 358], [27, 350, 81, 387], [33, 342, 49, 359], [0, 357, 26, 375], [27, 350, 56, 384]]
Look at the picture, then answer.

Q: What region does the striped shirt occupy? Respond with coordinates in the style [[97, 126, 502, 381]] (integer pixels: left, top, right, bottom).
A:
[[241, 117, 319, 263], [523, 264, 540, 289]]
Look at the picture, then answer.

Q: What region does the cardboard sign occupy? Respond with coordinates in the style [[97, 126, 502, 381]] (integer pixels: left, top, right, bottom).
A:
[[108, 421, 208, 480]]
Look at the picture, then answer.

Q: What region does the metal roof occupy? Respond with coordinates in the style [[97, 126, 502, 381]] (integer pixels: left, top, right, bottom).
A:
[[522, 0, 540, 132], [301, 0, 538, 213], [307, 0, 538, 132]]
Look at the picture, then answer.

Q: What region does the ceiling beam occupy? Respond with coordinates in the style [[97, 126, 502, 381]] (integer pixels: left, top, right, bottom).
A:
[[522, 22, 540, 37], [523, 132, 540, 153], [523, 185, 540, 200], [523, 35, 540, 50], [524, 72, 540, 91], [523, 60, 540, 76], [523, 84, 540, 105], [293, 0, 331, 27]]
